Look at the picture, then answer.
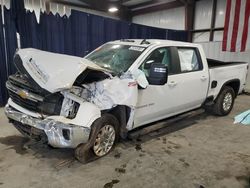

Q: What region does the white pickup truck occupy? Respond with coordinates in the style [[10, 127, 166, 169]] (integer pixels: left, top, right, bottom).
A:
[[4, 39, 248, 162]]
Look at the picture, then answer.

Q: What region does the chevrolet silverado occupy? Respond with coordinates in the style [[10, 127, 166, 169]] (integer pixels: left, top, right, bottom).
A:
[[4, 39, 249, 162]]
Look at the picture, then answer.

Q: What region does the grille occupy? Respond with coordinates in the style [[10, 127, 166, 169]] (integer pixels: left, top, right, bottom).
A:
[[8, 90, 39, 112], [7, 74, 63, 115], [8, 54, 63, 115], [9, 74, 44, 95], [7, 73, 44, 112]]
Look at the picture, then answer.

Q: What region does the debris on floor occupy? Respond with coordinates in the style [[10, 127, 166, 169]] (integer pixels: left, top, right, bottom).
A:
[[234, 109, 250, 125], [103, 179, 120, 188]]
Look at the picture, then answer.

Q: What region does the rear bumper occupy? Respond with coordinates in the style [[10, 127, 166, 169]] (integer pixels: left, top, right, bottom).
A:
[[5, 104, 91, 148]]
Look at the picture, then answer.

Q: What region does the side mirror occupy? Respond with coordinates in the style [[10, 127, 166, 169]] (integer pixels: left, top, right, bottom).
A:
[[144, 60, 154, 69], [148, 63, 168, 85]]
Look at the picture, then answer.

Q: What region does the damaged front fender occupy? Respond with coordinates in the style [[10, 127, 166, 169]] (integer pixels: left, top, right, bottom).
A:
[[42, 101, 101, 148], [39, 120, 91, 148]]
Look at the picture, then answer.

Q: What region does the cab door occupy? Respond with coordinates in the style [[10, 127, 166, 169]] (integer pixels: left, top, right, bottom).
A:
[[133, 47, 181, 127], [133, 47, 208, 128], [173, 47, 209, 110]]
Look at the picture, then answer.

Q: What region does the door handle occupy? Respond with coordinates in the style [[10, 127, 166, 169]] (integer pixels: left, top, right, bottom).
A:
[[168, 81, 177, 87], [201, 76, 207, 81]]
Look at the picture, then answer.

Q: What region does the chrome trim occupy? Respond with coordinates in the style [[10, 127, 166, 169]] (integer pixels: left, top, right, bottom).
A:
[[5, 105, 90, 148], [6, 81, 44, 102], [5, 105, 43, 129]]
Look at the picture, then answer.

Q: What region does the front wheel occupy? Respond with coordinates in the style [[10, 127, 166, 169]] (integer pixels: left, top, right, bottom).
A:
[[93, 124, 116, 157], [75, 114, 119, 163], [212, 86, 235, 116]]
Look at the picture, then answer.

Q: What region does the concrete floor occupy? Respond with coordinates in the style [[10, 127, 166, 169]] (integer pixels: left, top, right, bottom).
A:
[[0, 95, 250, 188]]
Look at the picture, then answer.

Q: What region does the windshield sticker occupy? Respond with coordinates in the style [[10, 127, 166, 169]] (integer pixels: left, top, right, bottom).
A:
[[129, 46, 145, 52]]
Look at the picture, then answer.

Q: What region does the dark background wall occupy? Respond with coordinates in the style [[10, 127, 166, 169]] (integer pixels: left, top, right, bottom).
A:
[[0, 0, 188, 107]]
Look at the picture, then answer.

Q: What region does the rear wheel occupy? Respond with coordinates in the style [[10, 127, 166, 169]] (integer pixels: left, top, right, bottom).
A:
[[75, 114, 119, 163], [212, 86, 235, 116]]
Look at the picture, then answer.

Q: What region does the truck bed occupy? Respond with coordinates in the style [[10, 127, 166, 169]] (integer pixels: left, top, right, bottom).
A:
[[207, 59, 248, 99], [207, 58, 247, 68]]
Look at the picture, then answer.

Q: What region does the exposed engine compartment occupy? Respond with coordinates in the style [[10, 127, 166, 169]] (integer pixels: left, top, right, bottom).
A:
[[74, 69, 111, 86]]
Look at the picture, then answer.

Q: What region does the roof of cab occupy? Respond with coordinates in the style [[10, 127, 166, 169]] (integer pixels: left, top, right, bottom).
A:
[[111, 39, 201, 48]]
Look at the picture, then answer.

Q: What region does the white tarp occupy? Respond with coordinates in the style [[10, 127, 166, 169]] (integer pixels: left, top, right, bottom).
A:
[[81, 69, 148, 110]]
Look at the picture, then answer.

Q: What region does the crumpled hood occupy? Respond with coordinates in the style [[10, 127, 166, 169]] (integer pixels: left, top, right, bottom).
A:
[[17, 48, 107, 93]]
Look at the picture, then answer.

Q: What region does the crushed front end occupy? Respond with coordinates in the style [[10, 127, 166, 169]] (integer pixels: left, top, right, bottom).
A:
[[4, 53, 100, 148]]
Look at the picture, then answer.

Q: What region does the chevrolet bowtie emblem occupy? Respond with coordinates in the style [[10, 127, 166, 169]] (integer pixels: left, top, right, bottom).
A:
[[17, 90, 28, 99]]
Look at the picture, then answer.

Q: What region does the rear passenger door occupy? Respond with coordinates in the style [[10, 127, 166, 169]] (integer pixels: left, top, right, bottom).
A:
[[174, 47, 209, 110]]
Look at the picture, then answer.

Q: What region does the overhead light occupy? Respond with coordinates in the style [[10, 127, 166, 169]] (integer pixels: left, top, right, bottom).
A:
[[108, 7, 118, 13]]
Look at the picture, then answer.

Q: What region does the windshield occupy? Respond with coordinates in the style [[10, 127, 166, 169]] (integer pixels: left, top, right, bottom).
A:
[[85, 44, 145, 74]]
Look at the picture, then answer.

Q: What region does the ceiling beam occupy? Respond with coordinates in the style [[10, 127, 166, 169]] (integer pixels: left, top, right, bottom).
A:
[[178, 0, 187, 5], [132, 1, 184, 16], [50, 0, 91, 9], [128, 0, 158, 10]]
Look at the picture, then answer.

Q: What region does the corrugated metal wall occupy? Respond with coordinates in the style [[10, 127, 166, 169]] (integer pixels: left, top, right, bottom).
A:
[[132, 6, 185, 30], [193, 0, 250, 91], [193, 0, 226, 42]]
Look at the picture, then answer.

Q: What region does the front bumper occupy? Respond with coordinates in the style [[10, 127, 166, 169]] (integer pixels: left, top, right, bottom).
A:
[[5, 105, 91, 148]]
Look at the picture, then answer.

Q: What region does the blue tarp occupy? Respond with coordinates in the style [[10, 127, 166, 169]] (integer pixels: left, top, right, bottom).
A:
[[234, 109, 250, 125]]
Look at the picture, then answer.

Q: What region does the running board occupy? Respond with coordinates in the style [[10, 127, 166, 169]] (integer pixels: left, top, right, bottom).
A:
[[128, 109, 205, 140]]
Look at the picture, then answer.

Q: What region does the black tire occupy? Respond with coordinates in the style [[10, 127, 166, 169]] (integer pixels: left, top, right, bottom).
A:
[[75, 114, 119, 163], [212, 86, 235, 116]]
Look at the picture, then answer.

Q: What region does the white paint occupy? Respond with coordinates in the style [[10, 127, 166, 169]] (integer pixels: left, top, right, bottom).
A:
[[132, 6, 185, 30], [49, 101, 101, 128], [198, 41, 250, 91], [208, 64, 248, 98], [125, 40, 247, 127], [17, 48, 109, 93], [8, 40, 248, 135]]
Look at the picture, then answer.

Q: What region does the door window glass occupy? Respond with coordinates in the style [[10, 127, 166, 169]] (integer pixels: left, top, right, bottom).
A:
[[177, 48, 201, 72], [140, 48, 171, 77]]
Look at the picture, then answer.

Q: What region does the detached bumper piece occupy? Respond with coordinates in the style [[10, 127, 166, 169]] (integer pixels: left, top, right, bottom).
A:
[[5, 105, 91, 148]]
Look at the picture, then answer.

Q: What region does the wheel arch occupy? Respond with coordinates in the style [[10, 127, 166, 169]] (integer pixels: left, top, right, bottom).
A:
[[216, 79, 240, 100], [102, 105, 131, 139]]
